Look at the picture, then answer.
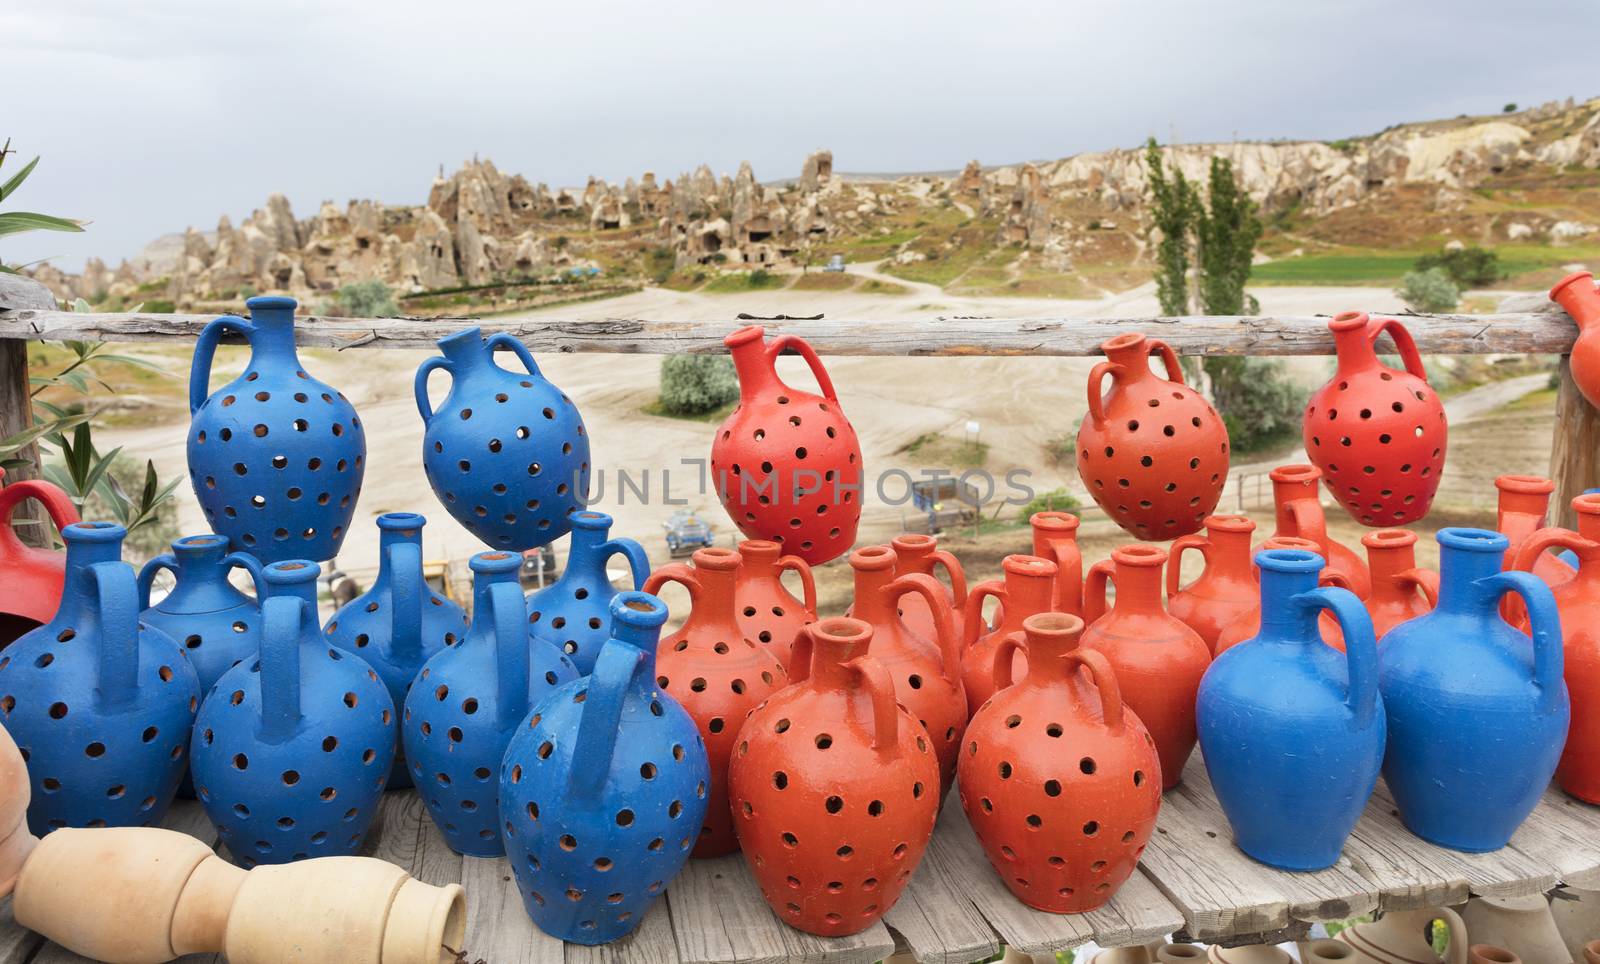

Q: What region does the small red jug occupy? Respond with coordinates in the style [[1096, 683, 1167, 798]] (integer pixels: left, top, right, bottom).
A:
[[711, 326, 863, 565], [888, 534, 966, 647], [1263, 464, 1370, 597], [1551, 271, 1600, 410], [729, 617, 940, 937], [645, 547, 789, 857], [1082, 545, 1211, 789], [846, 545, 965, 789], [1215, 537, 1347, 654], [1167, 514, 1258, 652], [0, 470, 80, 647], [959, 612, 1161, 913], [733, 539, 817, 670], [1359, 529, 1437, 641], [1076, 333, 1228, 541], [960, 555, 1059, 716], [1304, 312, 1447, 526], [1031, 511, 1084, 614]]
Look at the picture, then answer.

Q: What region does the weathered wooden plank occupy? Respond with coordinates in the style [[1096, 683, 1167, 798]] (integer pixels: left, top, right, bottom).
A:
[[564, 897, 678, 964], [461, 855, 565, 964], [0, 898, 43, 964], [774, 912, 895, 964], [1507, 787, 1600, 891], [1548, 355, 1600, 530], [665, 854, 799, 964], [880, 804, 1001, 964]]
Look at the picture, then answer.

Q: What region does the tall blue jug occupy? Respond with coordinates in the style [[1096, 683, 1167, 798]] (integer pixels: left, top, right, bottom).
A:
[[0, 522, 201, 834], [138, 533, 261, 694], [403, 551, 577, 855], [324, 512, 467, 789], [191, 559, 396, 865], [501, 592, 710, 944], [528, 511, 650, 675], [415, 327, 590, 551], [188, 296, 366, 562], [1197, 548, 1385, 870], [1379, 527, 1569, 852]]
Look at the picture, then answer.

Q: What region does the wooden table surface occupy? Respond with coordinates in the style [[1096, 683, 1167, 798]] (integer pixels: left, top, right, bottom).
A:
[[2, 758, 1596, 964]]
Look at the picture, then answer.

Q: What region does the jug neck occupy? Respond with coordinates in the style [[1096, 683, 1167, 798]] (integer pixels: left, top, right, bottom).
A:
[[725, 326, 779, 402], [994, 558, 1057, 633], [62, 522, 125, 572], [375, 513, 425, 583], [737, 540, 782, 579], [172, 535, 231, 576], [609, 594, 664, 680], [1270, 466, 1322, 534], [1328, 312, 1379, 376], [1100, 333, 1156, 379], [1202, 517, 1255, 577], [260, 561, 319, 611], [1107, 548, 1166, 617], [890, 537, 935, 576], [566, 512, 612, 562], [1433, 528, 1508, 614], [1018, 613, 1083, 683], [1365, 531, 1418, 592], [244, 298, 302, 367], [1575, 497, 1600, 543], [805, 618, 872, 688], [849, 548, 900, 623], [686, 549, 742, 631], [1496, 476, 1553, 536], [468, 560, 520, 634], [1256, 554, 1324, 640]]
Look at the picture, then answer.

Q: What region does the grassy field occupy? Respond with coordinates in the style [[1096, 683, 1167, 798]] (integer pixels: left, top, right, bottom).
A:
[[790, 272, 855, 291], [1253, 244, 1600, 286], [702, 271, 788, 294]]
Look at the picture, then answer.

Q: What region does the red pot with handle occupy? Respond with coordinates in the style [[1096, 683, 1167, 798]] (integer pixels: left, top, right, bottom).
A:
[[1262, 464, 1370, 597], [1304, 312, 1447, 526], [711, 326, 863, 565], [1215, 537, 1348, 654], [1494, 475, 1573, 584], [1076, 333, 1229, 541], [1551, 271, 1600, 410], [959, 555, 1059, 716], [733, 539, 817, 671], [0, 470, 80, 647], [888, 534, 966, 650], [1167, 514, 1258, 653], [1030, 511, 1084, 615], [1359, 529, 1437, 641]]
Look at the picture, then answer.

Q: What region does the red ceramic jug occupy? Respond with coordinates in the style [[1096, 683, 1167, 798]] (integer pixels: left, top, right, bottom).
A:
[[959, 555, 1059, 716], [1494, 475, 1574, 585], [845, 545, 965, 789], [645, 547, 789, 857], [1213, 537, 1348, 653], [711, 326, 863, 566], [1304, 312, 1447, 526], [1166, 514, 1258, 652], [1075, 333, 1228, 541], [1081, 545, 1210, 789], [1359, 529, 1437, 641], [1551, 271, 1600, 410], [729, 617, 940, 937], [888, 534, 966, 648], [1031, 511, 1084, 615], [1262, 464, 1370, 597], [733, 539, 817, 671], [0, 470, 80, 646], [1514, 492, 1600, 803], [958, 612, 1161, 913]]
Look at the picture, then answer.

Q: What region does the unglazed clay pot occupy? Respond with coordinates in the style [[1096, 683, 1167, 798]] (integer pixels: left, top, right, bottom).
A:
[[1031, 510, 1084, 614], [1207, 946, 1290, 964], [1263, 464, 1370, 597], [729, 617, 940, 938], [1468, 947, 1521, 964], [1082, 545, 1211, 789], [137, 533, 261, 697], [1337, 906, 1470, 964], [1587, 938, 1600, 964], [889, 533, 966, 649], [711, 325, 863, 565], [188, 296, 365, 562], [416, 326, 590, 551], [959, 613, 1160, 913], [1552, 271, 1600, 410], [645, 547, 788, 856], [502, 592, 710, 945], [1295, 940, 1357, 962], [1379, 528, 1568, 852], [527, 510, 650, 675], [845, 544, 965, 789], [1359, 529, 1437, 641], [1213, 537, 1346, 654], [960, 554, 1059, 715], [1076, 333, 1228, 540], [1551, 885, 1600, 961], [1304, 312, 1447, 526], [0, 469, 78, 647], [1459, 895, 1570, 964], [1197, 548, 1384, 870], [1494, 475, 1574, 586], [1167, 515, 1258, 652], [733, 539, 816, 670]]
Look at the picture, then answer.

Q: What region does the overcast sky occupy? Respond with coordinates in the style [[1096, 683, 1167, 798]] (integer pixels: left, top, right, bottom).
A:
[[5, 0, 1594, 271]]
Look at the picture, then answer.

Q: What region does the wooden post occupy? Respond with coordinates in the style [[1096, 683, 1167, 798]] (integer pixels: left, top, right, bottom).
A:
[[1548, 354, 1600, 530], [0, 275, 59, 547]]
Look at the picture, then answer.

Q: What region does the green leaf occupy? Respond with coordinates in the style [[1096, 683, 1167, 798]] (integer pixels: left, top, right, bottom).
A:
[[0, 413, 90, 457], [70, 298, 90, 313], [0, 156, 38, 203], [139, 459, 158, 507], [90, 353, 173, 377], [80, 446, 122, 501], [0, 212, 84, 236]]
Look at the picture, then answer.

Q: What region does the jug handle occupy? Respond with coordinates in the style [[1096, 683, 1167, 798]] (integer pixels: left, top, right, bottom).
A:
[[489, 581, 532, 728], [764, 334, 837, 402], [990, 631, 1024, 691], [189, 315, 254, 415], [388, 539, 424, 664], [568, 640, 648, 800], [600, 537, 651, 591], [135, 553, 179, 611], [92, 560, 141, 707], [1085, 360, 1117, 427], [222, 551, 266, 595], [1294, 586, 1379, 727], [1480, 570, 1566, 712], [1514, 526, 1598, 576], [960, 581, 1006, 654], [776, 553, 818, 615], [486, 332, 544, 379], [1165, 533, 1211, 597], [0, 478, 79, 542], [1365, 317, 1428, 383], [926, 548, 968, 611], [843, 654, 899, 753], [1083, 559, 1116, 624], [887, 573, 961, 684], [259, 595, 305, 741], [1066, 649, 1125, 733], [642, 565, 702, 623], [413, 356, 452, 425], [1398, 567, 1440, 608], [1284, 499, 1331, 551], [1146, 339, 1186, 385], [1042, 542, 1081, 615]]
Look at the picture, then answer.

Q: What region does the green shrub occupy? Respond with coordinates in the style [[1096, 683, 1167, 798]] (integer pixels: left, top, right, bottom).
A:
[[1020, 488, 1081, 518], [334, 279, 398, 317], [750, 268, 771, 287], [1208, 356, 1307, 454], [1413, 246, 1501, 287], [657, 355, 739, 416], [1396, 267, 1461, 312], [141, 299, 176, 314]]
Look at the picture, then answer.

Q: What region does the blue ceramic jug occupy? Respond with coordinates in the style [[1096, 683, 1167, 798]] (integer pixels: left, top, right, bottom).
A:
[[501, 592, 710, 945], [138, 534, 261, 694], [0, 522, 201, 835], [188, 296, 366, 563], [191, 559, 395, 866], [324, 512, 467, 789], [404, 550, 578, 855], [528, 511, 650, 675], [1197, 548, 1385, 870], [415, 327, 590, 551], [1379, 527, 1569, 852]]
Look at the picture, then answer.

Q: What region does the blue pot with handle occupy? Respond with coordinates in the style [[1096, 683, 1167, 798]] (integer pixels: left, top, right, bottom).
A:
[[187, 296, 366, 562], [1379, 527, 1569, 852], [501, 591, 710, 944], [191, 558, 395, 866], [324, 512, 467, 789], [528, 511, 650, 675], [0, 522, 201, 835], [404, 550, 578, 855], [138, 533, 261, 694], [415, 327, 590, 551], [1197, 548, 1386, 870]]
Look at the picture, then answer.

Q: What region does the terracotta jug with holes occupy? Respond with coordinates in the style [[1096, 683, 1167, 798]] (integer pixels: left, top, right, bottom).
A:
[[1552, 271, 1600, 409], [1494, 475, 1574, 585], [1337, 906, 1470, 964], [845, 545, 965, 790], [729, 617, 940, 937], [1360, 529, 1437, 641], [0, 469, 78, 647], [959, 613, 1160, 913], [526, 511, 650, 675], [1167, 515, 1258, 652], [1304, 312, 1447, 526], [1214, 537, 1347, 653], [1082, 545, 1211, 789], [711, 325, 863, 566], [1263, 464, 1370, 597], [1031, 511, 1084, 614], [1459, 896, 1570, 964], [644, 547, 787, 857], [733, 539, 816, 670], [960, 555, 1059, 716], [1076, 333, 1229, 541], [889, 534, 966, 647]]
